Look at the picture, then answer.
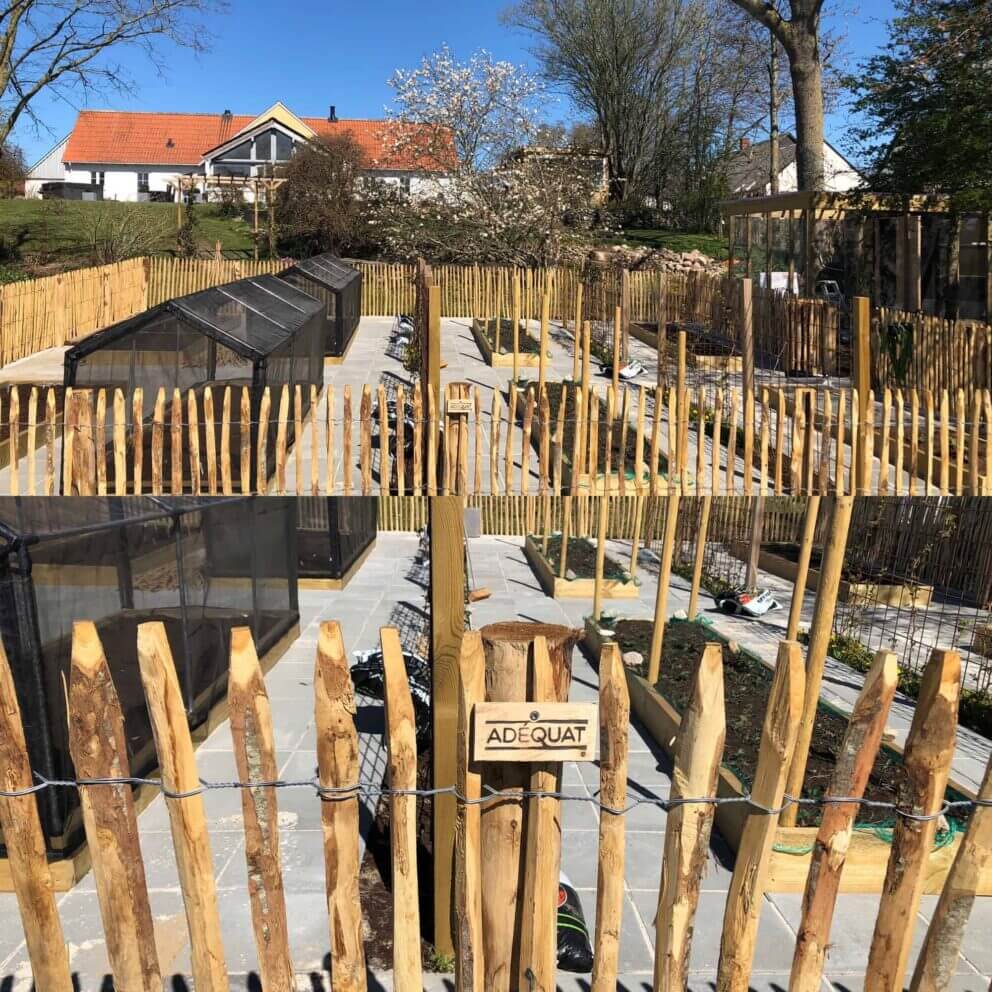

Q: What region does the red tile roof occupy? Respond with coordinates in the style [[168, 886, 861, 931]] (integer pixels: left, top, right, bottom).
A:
[[62, 109, 455, 172]]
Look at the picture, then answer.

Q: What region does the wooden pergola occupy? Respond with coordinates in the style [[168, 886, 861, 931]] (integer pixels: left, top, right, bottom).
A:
[[172, 174, 287, 260], [719, 190, 989, 313]]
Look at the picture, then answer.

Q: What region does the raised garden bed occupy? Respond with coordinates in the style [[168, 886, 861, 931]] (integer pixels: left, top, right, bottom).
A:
[[755, 542, 934, 608], [581, 615, 986, 893], [514, 380, 679, 493], [523, 533, 639, 600], [471, 317, 541, 368], [973, 624, 992, 658], [630, 321, 743, 372]]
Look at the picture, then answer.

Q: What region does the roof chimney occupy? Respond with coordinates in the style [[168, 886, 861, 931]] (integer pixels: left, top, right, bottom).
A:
[[328, 105, 338, 123], [222, 109, 232, 120]]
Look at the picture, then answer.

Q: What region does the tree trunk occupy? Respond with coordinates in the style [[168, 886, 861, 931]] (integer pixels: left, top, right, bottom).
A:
[[945, 213, 961, 320], [769, 33, 780, 196], [789, 40, 825, 191]]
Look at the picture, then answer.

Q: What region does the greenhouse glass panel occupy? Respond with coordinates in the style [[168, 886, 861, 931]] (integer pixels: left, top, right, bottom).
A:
[[0, 496, 299, 858], [296, 497, 377, 579], [64, 275, 325, 491], [279, 254, 362, 358]]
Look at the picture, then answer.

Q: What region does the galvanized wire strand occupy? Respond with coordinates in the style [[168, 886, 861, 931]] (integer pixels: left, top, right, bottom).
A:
[[2, 771, 988, 821]]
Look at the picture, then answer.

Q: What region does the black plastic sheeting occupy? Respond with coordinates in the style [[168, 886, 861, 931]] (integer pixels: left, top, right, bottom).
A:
[[0, 497, 299, 857], [279, 254, 362, 357], [295, 497, 377, 579], [63, 275, 326, 491]]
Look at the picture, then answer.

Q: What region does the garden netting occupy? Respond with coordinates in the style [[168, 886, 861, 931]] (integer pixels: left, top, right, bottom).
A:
[[0, 496, 299, 857], [279, 254, 362, 357]]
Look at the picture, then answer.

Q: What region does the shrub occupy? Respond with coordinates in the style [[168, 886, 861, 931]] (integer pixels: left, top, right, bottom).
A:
[[82, 202, 171, 264]]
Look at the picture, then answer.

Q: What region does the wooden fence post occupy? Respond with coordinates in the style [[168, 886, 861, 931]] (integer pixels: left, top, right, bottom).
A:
[[647, 492, 680, 684], [593, 494, 609, 621], [538, 287, 550, 397], [66, 387, 95, 495], [910, 753, 992, 992], [612, 305, 622, 395], [654, 642, 725, 992], [781, 494, 854, 827], [455, 631, 485, 992], [688, 494, 712, 620], [864, 648, 961, 992], [518, 635, 560, 992], [513, 270, 521, 385], [430, 495, 465, 958], [479, 622, 581, 991], [852, 296, 871, 492], [591, 643, 630, 992], [428, 283, 442, 459], [69, 622, 161, 992], [740, 277, 755, 492], [228, 627, 293, 991], [137, 622, 230, 992], [572, 281, 584, 383], [314, 621, 367, 992], [0, 641, 73, 991], [381, 626, 423, 992], [786, 494, 820, 640], [788, 651, 899, 992], [717, 641, 805, 992]]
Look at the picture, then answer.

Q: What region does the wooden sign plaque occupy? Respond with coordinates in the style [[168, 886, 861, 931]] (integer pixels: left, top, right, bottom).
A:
[[446, 397, 473, 416], [472, 702, 598, 762]]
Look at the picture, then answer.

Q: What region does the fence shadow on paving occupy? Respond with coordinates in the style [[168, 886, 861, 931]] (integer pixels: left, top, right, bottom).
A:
[[1, 597, 990, 990]]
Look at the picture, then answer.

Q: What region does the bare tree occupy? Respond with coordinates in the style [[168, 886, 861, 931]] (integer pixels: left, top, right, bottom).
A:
[[505, 0, 702, 204], [726, 0, 828, 190], [647, 1, 776, 228], [276, 133, 369, 256], [0, 0, 220, 147], [81, 201, 172, 263]]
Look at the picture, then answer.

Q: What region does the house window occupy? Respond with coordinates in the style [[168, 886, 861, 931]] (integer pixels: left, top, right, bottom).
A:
[[137, 172, 150, 193], [274, 131, 294, 161], [399, 176, 411, 197], [90, 171, 105, 188]]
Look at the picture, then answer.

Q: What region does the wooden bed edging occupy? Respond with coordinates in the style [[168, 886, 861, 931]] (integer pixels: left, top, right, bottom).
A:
[[522, 533, 639, 600], [629, 322, 744, 372], [735, 545, 935, 608], [581, 615, 990, 894], [470, 317, 541, 368]]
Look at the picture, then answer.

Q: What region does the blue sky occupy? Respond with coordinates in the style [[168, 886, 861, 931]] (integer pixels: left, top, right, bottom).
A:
[[14, 0, 898, 166]]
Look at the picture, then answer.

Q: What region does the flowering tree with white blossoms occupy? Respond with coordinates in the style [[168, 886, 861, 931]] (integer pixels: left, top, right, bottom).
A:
[[369, 47, 611, 266], [385, 44, 546, 171]]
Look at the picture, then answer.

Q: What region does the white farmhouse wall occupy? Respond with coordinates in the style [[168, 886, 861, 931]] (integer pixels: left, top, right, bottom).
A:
[[754, 143, 861, 196], [366, 169, 451, 198], [64, 164, 191, 200], [24, 136, 69, 197], [822, 143, 861, 192]]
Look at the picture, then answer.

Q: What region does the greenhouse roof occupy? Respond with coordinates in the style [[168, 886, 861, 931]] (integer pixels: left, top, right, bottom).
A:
[[285, 254, 361, 292], [0, 496, 246, 549], [66, 275, 324, 363]]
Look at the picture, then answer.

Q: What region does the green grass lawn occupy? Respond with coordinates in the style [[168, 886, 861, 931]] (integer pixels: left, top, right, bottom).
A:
[[0, 199, 257, 268], [604, 229, 729, 261]]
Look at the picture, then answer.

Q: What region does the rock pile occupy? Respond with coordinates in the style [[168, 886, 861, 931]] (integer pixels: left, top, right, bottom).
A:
[[606, 244, 724, 274]]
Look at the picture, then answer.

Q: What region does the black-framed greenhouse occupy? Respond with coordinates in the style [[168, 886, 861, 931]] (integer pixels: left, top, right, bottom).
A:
[[0, 497, 299, 857], [278, 254, 363, 359], [296, 496, 378, 580], [63, 274, 325, 490]]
